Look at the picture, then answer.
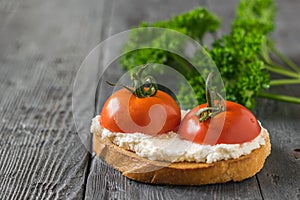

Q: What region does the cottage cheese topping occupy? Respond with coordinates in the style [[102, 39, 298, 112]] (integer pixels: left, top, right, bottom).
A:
[[91, 115, 268, 163]]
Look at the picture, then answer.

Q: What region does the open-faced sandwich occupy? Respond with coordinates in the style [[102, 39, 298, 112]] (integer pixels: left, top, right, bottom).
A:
[[91, 69, 271, 185]]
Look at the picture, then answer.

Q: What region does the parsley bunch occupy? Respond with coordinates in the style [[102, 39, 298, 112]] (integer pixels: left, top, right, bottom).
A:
[[120, 0, 300, 109], [120, 8, 220, 76]]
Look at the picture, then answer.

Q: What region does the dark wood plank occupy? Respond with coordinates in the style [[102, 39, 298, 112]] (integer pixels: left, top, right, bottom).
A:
[[86, 158, 263, 200], [0, 0, 104, 199], [254, 99, 300, 200]]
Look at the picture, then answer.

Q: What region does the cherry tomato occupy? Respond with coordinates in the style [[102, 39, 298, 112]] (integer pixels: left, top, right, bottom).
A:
[[100, 88, 181, 135], [178, 101, 261, 145]]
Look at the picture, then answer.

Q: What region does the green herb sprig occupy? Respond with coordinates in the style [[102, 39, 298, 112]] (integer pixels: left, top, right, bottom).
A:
[[120, 0, 300, 109]]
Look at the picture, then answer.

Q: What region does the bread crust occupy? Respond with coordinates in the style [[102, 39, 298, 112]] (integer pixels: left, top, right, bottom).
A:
[[93, 132, 271, 185]]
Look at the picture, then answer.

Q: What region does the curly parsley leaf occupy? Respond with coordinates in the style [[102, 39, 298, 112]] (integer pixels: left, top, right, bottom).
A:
[[120, 0, 300, 109]]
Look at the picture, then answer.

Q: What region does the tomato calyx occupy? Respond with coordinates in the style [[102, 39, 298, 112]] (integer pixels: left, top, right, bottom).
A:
[[101, 64, 181, 134], [196, 73, 225, 122], [106, 64, 158, 98], [178, 73, 261, 144]]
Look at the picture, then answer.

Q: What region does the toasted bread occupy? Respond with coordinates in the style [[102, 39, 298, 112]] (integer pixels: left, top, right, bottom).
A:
[[93, 131, 271, 185]]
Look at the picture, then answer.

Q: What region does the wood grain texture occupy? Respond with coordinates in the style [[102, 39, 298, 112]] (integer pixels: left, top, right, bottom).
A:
[[0, 0, 103, 199], [86, 158, 263, 200], [254, 99, 300, 200], [86, 0, 300, 200]]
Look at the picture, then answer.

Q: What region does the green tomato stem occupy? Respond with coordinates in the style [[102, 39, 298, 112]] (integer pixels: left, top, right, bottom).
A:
[[105, 81, 135, 94], [256, 92, 300, 104], [206, 73, 214, 107], [106, 65, 158, 98], [196, 73, 225, 122], [131, 65, 158, 98]]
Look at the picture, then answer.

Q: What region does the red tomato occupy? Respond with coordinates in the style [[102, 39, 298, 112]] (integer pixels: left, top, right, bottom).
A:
[[178, 101, 261, 145], [100, 88, 181, 135]]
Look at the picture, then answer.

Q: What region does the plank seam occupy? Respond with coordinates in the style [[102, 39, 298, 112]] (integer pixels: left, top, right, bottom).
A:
[[255, 175, 265, 200]]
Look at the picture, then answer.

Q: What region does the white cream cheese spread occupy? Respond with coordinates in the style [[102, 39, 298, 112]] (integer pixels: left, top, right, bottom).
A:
[[91, 115, 268, 163]]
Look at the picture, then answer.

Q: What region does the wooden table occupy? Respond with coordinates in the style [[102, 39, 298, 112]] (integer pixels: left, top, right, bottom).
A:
[[0, 0, 299, 199]]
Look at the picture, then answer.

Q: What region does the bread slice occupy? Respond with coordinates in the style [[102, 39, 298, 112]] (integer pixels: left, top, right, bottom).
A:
[[93, 131, 271, 185]]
